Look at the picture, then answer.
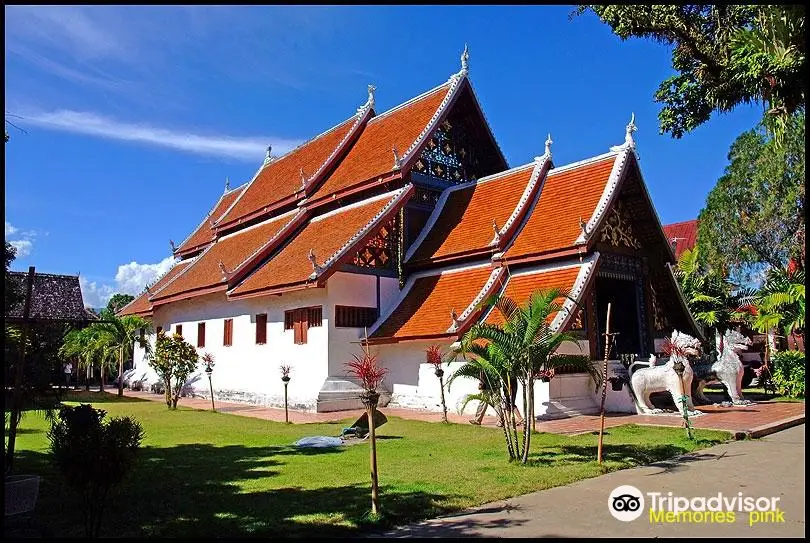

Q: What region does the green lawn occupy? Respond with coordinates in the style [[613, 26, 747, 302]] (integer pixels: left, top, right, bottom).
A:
[[703, 386, 804, 403], [10, 391, 730, 537]]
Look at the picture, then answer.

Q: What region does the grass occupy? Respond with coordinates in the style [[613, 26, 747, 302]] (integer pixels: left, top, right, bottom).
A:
[[9, 391, 730, 538]]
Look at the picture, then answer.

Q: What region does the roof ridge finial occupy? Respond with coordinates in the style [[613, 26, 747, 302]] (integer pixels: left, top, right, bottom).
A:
[[392, 145, 401, 169], [308, 248, 324, 276], [300, 167, 307, 190], [451, 308, 462, 328], [264, 145, 273, 165], [218, 260, 231, 281], [225, 176, 230, 192], [460, 44, 469, 76], [545, 133, 553, 157], [367, 84, 376, 108], [625, 112, 637, 147], [492, 219, 502, 245], [170, 239, 176, 252]]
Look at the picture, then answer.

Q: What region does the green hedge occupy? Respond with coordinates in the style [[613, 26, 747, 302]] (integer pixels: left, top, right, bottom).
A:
[[772, 350, 805, 398]]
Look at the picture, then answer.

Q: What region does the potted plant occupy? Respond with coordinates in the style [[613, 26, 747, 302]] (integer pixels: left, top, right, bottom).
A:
[[345, 349, 388, 516], [425, 345, 449, 423], [607, 375, 626, 391], [280, 365, 291, 423]]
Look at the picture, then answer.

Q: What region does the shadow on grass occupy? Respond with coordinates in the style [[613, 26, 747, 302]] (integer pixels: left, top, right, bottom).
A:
[[10, 442, 458, 538], [526, 438, 721, 468]]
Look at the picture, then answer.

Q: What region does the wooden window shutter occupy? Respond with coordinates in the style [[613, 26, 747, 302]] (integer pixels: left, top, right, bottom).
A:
[[292, 309, 303, 345], [284, 310, 294, 330], [197, 322, 206, 348], [224, 319, 233, 346], [256, 313, 267, 344], [176, 324, 183, 337]]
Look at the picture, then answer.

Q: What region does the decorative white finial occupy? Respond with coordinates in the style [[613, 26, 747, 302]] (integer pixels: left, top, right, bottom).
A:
[[224, 176, 230, 192], [264, 145, 273, 164], [610, 113, 638, 152], [579, 216, 588, 236], [367, 84, 376, 107], [218, 260, 230, 280], [170, 239, 176, 252], [392, 145, 401, 169], [625, 112, 637, 146], [308, 248, 324, 275], [460, 44, 469, 75], [545, 133, 553, 157], [451, 308, 461, 326], [300, 167, 307, 190], [492, 219, 502, 245]]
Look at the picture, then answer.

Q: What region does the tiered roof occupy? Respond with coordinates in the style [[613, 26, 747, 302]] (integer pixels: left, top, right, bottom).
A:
[[174, 184, 246, 258], [117, 260, 194, 317]]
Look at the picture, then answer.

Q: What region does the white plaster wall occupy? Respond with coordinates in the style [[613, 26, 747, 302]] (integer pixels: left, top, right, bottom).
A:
[[131, 289, 330, 410]]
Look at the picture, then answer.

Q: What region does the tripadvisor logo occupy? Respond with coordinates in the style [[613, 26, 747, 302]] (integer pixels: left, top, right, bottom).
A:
[[609, 485, 645, 522], [608, 486, 786, 526]]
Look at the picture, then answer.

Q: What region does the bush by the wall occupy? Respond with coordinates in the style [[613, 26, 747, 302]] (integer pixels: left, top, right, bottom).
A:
[[771, 350, 805, 398]]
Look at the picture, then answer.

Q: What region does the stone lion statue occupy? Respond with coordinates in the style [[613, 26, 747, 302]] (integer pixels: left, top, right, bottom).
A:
[[691, 329, 752, 405], [629, 329, 702, 416]]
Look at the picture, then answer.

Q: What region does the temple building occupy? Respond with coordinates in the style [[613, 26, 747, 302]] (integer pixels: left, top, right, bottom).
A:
[[120, 48, 699, 417]]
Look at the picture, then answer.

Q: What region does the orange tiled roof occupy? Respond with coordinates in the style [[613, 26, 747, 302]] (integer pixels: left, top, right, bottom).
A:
[[370, 265, 495, 341], [484, 265, 582, 327], [152, 211, 298, 302], [504, 154, 617, 261], [117, 260, 194, 316], [230, 188, 412, 297], [217, 116, 359, 228], [407, 165, 536, 265], [662, 219, 699, 260], [308, 83, 451, 203], [175, 184, 246, 256]]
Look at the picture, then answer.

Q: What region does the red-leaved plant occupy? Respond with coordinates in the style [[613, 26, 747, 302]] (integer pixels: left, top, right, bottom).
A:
[[280, 364, 291, 379], [425, 345, 443, 367], [346, 352, 387, 392]]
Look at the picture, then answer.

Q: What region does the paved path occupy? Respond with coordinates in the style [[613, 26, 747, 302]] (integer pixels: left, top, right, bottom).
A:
[[119, 388, 803, 437], [382, 424, 806, 538]]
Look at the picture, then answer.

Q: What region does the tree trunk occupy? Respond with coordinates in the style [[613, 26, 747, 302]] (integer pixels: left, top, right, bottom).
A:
[[522, 376, 533, 464], [164, 376, 172, 408], [438, 374, 448, 423], [368, 403, 380, 515], [100, 362, 106, 393], [117, 344, 125, 397]]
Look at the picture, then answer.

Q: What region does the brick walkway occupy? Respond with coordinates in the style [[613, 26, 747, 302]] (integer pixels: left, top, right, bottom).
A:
[[119, 388, 803, 437]]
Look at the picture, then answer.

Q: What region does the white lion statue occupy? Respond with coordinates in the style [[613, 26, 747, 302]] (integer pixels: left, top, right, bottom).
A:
[[629, 329, 702, 416], [692, 329, 752, 405]]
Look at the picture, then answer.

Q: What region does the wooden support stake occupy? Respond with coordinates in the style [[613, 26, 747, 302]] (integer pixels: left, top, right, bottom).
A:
[[597, 302, 612, 465]]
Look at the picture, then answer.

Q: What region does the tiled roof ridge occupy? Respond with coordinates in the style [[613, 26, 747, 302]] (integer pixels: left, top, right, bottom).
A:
[[9, 270, 79, 280], [302, 87, 376, 196], [148, 253, 203, 301], [116, 258, 192, 315], [227, 209, 306, 283], [447, 266, 507, 333], [174, 184, 247, 255], [311, 184, 415, 280], [490, 141, 553, 248], [217, 109, 364, 228], [548, 252, 599, 332], [546, 151, 618, 176], [403, 162, 537, 264], [367, 80, 452, 126], [366, 260, 492, 339], [573, 149, 630, 245]]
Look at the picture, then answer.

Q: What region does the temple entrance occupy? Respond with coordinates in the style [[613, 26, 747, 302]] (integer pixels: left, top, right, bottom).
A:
[[595, 276, 643, 358]]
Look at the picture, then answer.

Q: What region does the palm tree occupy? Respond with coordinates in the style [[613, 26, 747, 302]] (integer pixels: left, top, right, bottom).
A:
[[752, 267, 805, 347], [60, 326, 116, 392], [95, 310, 152, 396], [449, 288, 599, 464]]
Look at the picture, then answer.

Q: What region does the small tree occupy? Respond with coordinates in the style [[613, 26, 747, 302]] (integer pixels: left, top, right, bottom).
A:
[[48, 404, 144, 538], [147, 331, 199, 409], [425, 345, 449, 423]]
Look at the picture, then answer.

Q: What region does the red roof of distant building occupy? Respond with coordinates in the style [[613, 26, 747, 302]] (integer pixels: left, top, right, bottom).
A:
[[662, 219, 699, 260]]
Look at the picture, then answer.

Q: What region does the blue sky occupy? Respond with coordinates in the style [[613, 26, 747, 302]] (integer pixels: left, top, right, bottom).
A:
[[4, 5, 762, 307]]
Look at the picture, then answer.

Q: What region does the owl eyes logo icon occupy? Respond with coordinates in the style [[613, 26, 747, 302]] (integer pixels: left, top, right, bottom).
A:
[[609, 485, 645, 521]]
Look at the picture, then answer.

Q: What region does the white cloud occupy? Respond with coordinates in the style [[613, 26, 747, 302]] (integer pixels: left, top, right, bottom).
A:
[[9, 239, 33, 258], [80, 255, 178, 308], [79, 276, 118, 309], [5, 222, 18, 236], [16, 109, 302, 161], [115, 256, 177, 296]]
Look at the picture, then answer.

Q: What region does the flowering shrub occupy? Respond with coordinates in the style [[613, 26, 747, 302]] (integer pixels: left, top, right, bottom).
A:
[[346, 352, 387, 391], [771, 350, 805, 398], [425, 345, 443, 367]]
